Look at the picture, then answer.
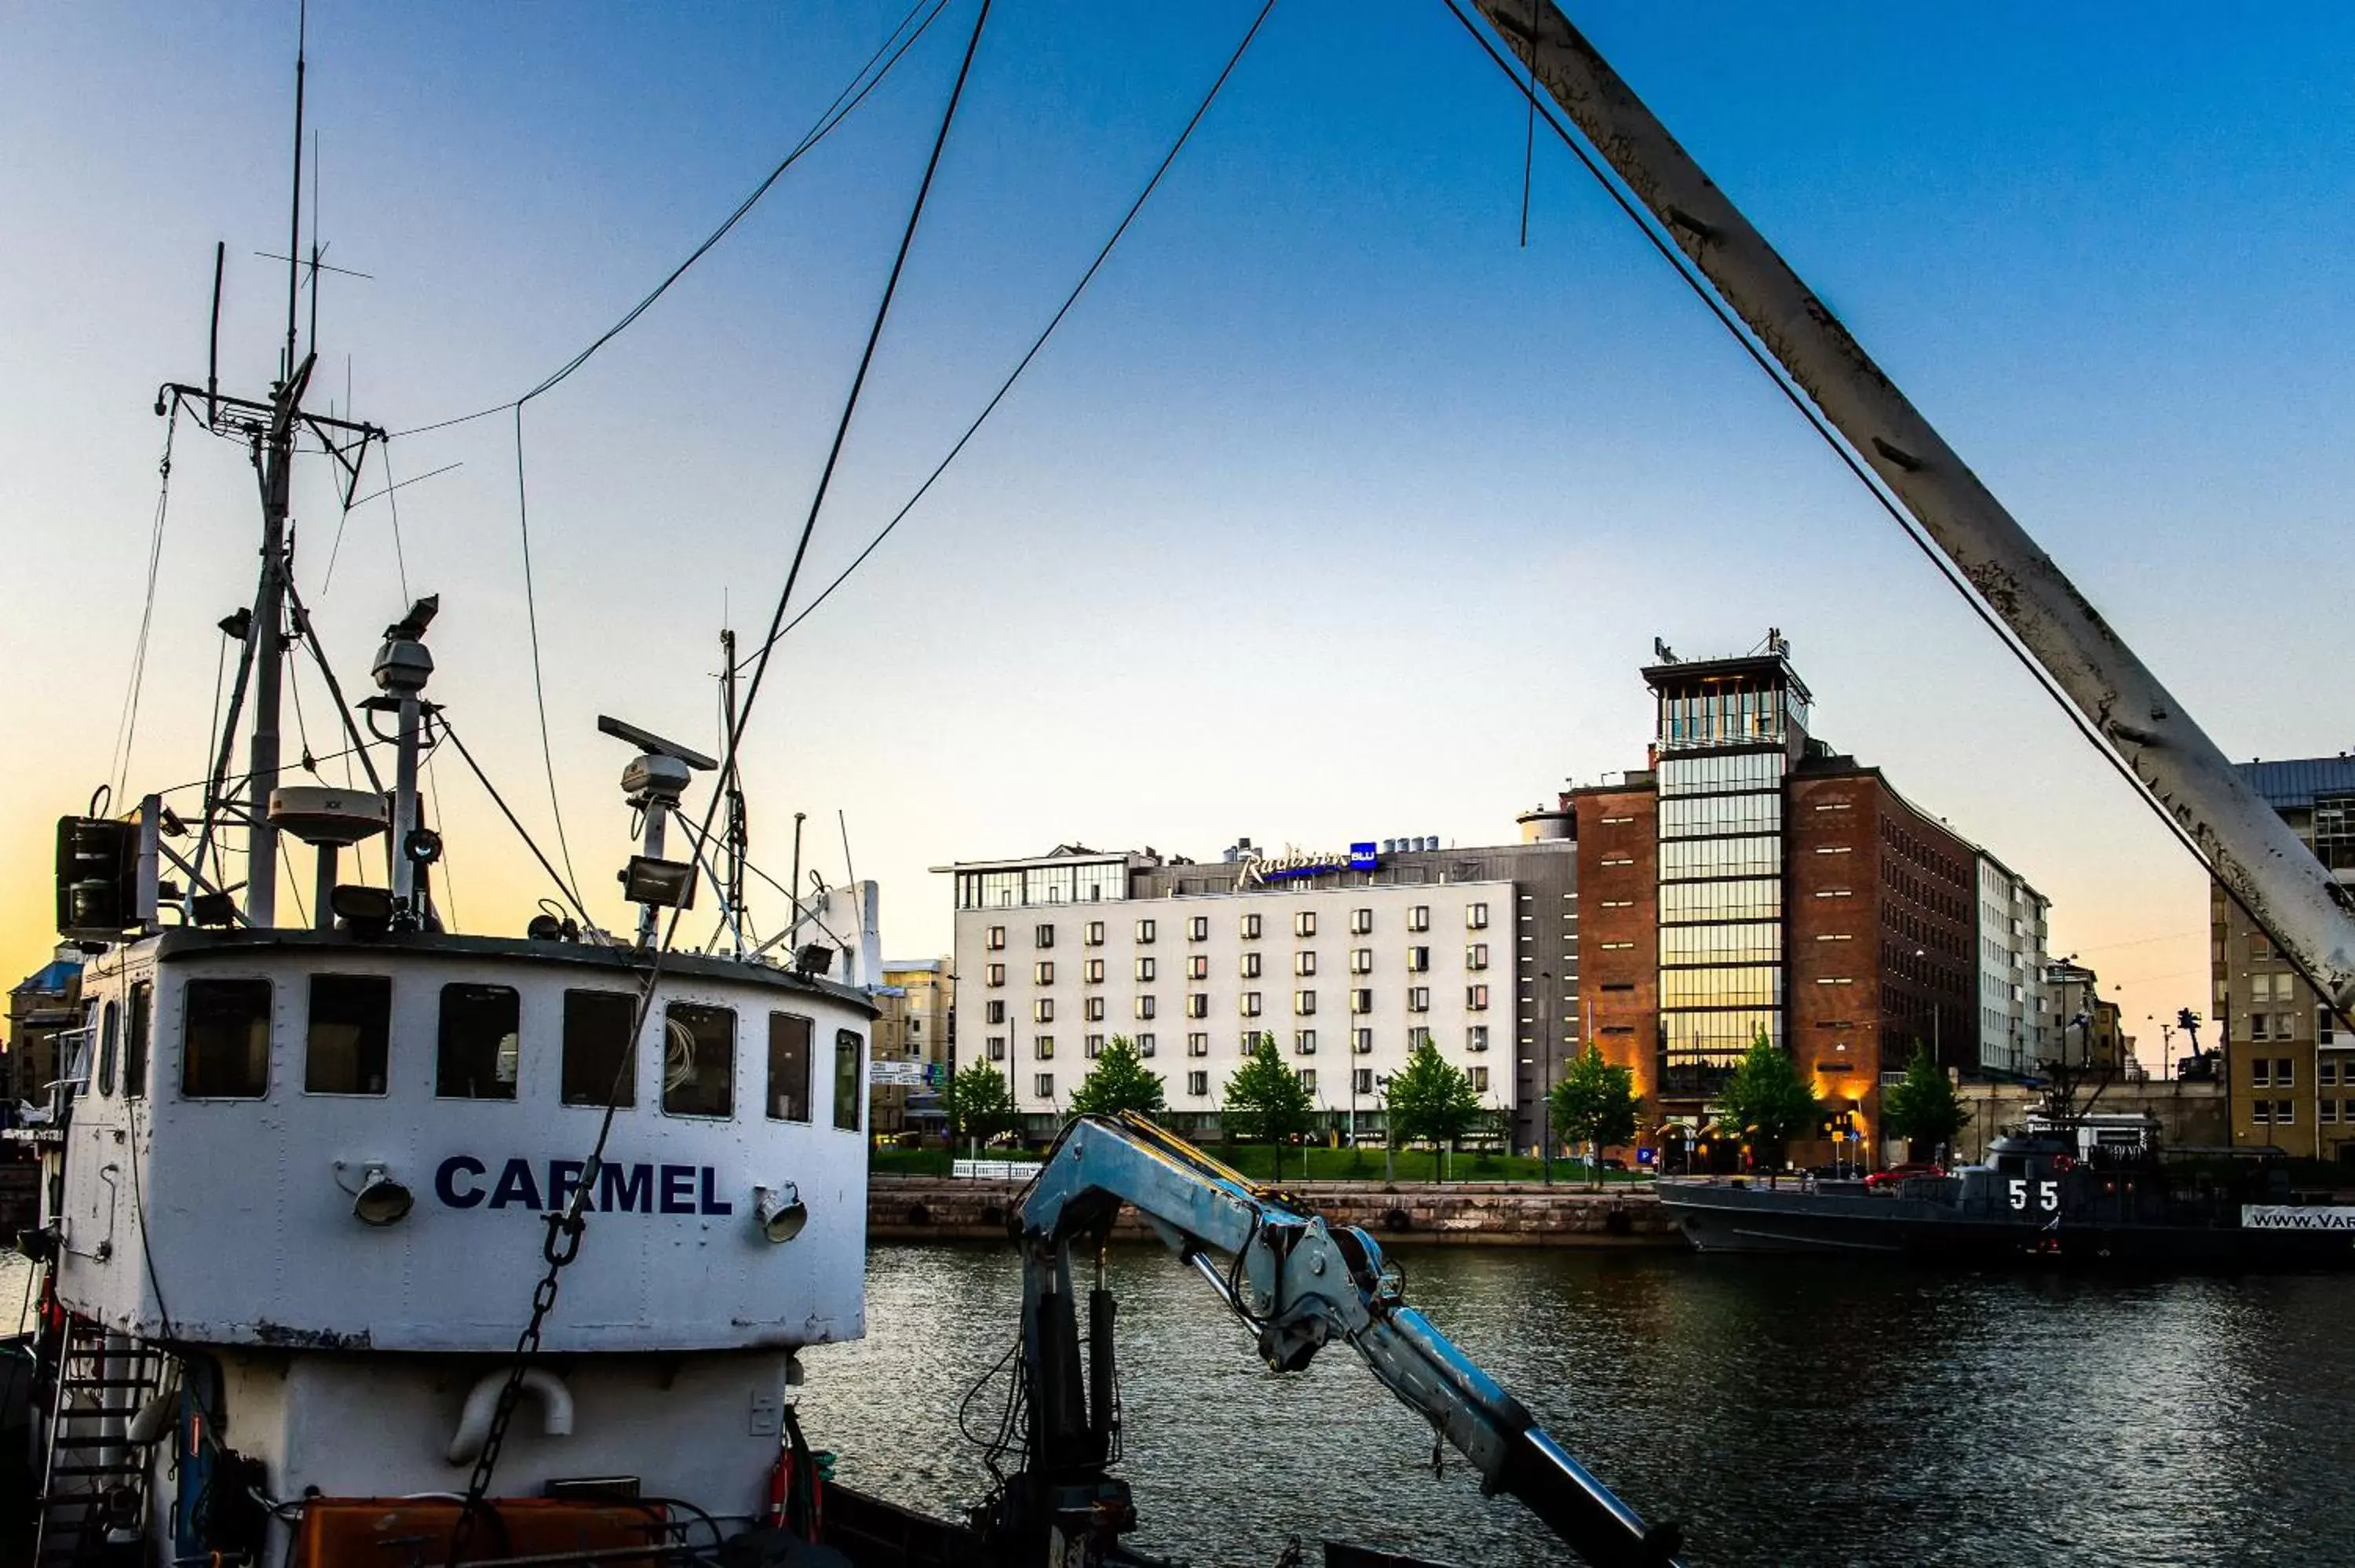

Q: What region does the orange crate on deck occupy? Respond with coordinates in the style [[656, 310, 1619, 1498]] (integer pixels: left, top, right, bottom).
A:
[[296, 1497, 670, 1568]]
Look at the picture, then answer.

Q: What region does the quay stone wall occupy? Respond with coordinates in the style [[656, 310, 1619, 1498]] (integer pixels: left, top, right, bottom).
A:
[[868, 1176, 1680, 1247]]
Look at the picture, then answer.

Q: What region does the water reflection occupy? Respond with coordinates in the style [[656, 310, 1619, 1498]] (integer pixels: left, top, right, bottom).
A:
[[799, 1244, 2355, 1567]]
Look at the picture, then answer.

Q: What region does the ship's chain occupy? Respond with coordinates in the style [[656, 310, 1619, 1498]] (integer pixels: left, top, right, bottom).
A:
[[444, 1167, 594, 1566]]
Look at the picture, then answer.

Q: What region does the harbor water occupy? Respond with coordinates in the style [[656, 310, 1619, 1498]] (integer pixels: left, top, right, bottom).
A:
[[10, 1245, 2350, 1566], [798, 1242, 2355, 1568]]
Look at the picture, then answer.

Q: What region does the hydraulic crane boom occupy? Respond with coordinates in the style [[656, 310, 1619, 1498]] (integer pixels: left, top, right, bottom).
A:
[[985, 1113, 1682, 1568]]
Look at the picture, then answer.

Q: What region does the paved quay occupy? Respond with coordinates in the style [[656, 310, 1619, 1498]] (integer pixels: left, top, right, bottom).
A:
[[868, 1176, 1680, 1246]]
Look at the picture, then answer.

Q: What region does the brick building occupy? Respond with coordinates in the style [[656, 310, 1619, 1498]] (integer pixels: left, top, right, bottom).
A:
[[1550, 637, 2039, 1165]]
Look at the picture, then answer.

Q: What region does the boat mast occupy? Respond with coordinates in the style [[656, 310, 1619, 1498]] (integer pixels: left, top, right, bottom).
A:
[[1473, 0, 2355, 1013]]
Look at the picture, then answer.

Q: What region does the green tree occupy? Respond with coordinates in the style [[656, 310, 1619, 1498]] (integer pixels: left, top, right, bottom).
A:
[[1070, 1035, 1167, 1118], [1386, 1038, 1484, 1183], [1879, 1045, 1970, 1160], [1711, 1029, 1819, 1185], [1222, 1032, 1315, 1182], [944, 1060, 1020, 1148], [1549, 1045, 1642, 1190]]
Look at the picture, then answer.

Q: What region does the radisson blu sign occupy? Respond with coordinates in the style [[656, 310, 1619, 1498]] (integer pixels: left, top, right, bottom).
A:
[[1236, 842, 1379, 890]]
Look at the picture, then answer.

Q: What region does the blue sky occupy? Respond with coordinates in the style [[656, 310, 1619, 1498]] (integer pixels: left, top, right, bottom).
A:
[[5, 2, 2352, 1049]]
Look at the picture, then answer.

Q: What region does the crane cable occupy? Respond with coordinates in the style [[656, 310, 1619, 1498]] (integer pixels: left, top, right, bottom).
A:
[[108, 405, 179, 808], [440, 6, 995, 1555]]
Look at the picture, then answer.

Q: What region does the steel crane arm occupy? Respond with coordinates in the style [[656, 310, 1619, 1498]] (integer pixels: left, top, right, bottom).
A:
[[1468, 0, 2355, 1013], [1014, 1114, 1683, 1568]]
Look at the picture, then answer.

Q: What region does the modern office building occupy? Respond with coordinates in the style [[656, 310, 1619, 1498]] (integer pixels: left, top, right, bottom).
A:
[[1557, 635, 2048, 1161], [2211, 755, 2355, 1160], [870, 957, 953, 1140], [936, 835, 1575, 1147], [1975, 852, 2052, 1078]]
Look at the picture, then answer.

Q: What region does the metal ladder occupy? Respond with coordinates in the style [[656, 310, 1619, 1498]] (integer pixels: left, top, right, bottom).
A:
[[34, 1315, 170, 1568]]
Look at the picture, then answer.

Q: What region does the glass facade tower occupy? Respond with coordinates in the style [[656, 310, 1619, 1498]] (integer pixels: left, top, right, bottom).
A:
[[1648, 651, 1810, 1096]]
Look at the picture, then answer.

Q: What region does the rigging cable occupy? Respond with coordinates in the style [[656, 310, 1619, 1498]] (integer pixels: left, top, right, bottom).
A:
[[393, 0, 948, 442], [510, 403, 584, 910], [444, 15, 995, 1553], [736, 0, 1280, 671], [109, 405, 180, 808]]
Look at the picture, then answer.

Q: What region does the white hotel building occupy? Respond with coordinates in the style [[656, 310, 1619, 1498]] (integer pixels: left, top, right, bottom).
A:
[[936, 833, 1579, 1147]]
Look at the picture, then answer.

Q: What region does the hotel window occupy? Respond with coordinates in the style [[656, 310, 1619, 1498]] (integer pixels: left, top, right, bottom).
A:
[[1408, 987, 1430, 1013], [1354, 1067, 1375, 1095], [1406, 946, 1431, 972], [2251, 1014, 2272, 1042], [1350, 908, 1373, 935], [1188, 1070, 1209, 1096], [1295, 1029, 1316, 1055], [1035, 1037, 1055, 1060], [1136, 996, 1157, 1020], [2252, 1099, 2272, 1123], [1034, 961, 1054, 985], [987, 1036, 1006, 1061], [1353, 1028, 1373, 1055], [766, 1012, 812, 1121], [1467, 1025, 1488, 1052], [1085, 997, 1105, 1023], [2323, 1060, 2340, 1088], [1295, 910, 1317, 938], [987, 926, 1006, 950], [1086, 1034, 1105, 1059], [2324, 1008, 2339, 1045], [2323, 1099, 2341, 1125], [1136, 918, 1157, 943], [2251, 934, 2273, 961], [1466, 903, 1488, 929], [1035, 1073, 1055, 1099], [1241, 952, 1263, 979], [1085, 958, 1105, 984], [1188, 915, 1210, 942], [1034, 999, 1054, 1024], [1241, 912, 1262, 939], [1408, 906, 1429, 932], [555, 987, 633, 1108], [1350, 948, 1373, 975], [1136, 956, 1157, 982], [986, 964, 1006, 987], [1085, 921, 1105, 946], [1350, 988, 1373, 1015], [1240, 1030, 1261, 1052], [985, 999, 1006, 1026], [1296, 1068, 1316, 1094], [1295, 951, 1317, 977], [1408, 1026, 1433, 1050], [661, 1003, 735, 1118], [1186, 994, 1208, 1019], [2252, 1059, 2273, 1088], [1188, 1032, 1209, 1057], [1469, 1066, 1489, 1093], [1241, 992, 1263, 1017], [1466, 943, 1488, 971], [1466, 984, 1489, 1012], [1138, 1034, 1158, 1056], [2276, 1098, 2295, 1125], [432, 983, 518, 1103], [2276, 1058, 2294, 1088], [1295, 990, 1317, 1016], [1035, 924, 1056, 947], [308, 974, 394, 1097], [1188, 954, 1210, 980]]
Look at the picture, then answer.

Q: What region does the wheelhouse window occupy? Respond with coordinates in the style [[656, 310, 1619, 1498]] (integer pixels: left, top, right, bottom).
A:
[[834, 1029, 863, 1131], [560, 990, 638, 1107], [306, 975, 392, 1095], [183, 978, 272, 1099], [769, 1012, 812, 1121], [125, 980, 150, 1099], [437, 984, 521, 1099], [97, 1001, 119, 1096], [663, 1002, 736, 1118]]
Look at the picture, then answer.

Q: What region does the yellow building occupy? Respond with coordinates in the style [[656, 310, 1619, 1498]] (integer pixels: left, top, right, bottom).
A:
[[2211, 758, 2355, 1162], [871, 958, 954, 1142]]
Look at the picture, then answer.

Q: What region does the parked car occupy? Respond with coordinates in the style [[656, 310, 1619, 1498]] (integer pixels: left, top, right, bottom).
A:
[[1864, 1161, 1945, 1191]]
